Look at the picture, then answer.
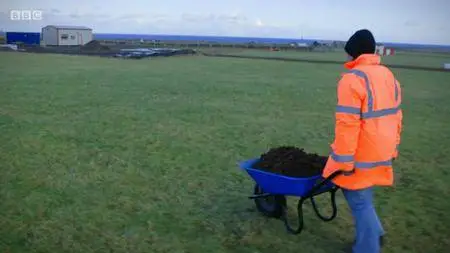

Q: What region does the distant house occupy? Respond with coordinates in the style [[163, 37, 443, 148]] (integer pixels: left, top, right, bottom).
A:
[[375, 44, 395, 56], [41, 25, 93, 46], [296, 42, 311, 48]]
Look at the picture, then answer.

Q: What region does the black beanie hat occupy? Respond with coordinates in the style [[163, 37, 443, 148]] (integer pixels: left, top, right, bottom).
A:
[[344, 29, 376, 59]]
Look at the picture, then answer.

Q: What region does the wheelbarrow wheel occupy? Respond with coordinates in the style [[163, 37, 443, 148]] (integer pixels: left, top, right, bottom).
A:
[[253, 184, 286, 218]]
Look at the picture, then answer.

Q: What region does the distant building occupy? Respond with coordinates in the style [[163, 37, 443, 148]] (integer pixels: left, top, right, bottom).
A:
[[375, 44, 395, 56], [41, 25, 93, 46], [6, 32, 40, 45], [295, 42, 311, 48]]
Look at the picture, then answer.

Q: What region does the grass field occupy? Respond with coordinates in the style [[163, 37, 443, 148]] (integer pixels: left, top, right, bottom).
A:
[[1, 51, 450, 253]]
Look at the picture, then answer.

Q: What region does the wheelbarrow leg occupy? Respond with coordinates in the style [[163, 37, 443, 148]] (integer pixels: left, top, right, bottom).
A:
[[280, 197, 307, 235], [310, 187, 339, 222], [252, 184, 286, 218], [282, 172, 343, 235]]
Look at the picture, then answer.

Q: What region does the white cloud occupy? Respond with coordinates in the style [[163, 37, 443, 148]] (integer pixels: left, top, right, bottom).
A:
[[255, 19, 263, 27], [181, 13, 215, 23], [0, 9, 336, 39], [0, 2, 449, 44], [0, 6, 297, 37]]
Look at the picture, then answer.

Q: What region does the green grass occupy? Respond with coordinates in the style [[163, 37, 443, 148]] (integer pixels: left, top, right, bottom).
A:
[[1, 52, 450, 253], [208, 49, 450, 69]]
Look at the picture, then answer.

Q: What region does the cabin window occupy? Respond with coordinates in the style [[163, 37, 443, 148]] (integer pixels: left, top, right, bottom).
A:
[[61, 34, 68, 40], [70, 35, 75, 40]]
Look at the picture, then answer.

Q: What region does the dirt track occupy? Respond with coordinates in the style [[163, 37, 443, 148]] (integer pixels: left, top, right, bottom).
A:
[[16, 41, 197, 58], [202, 53, 450, 72]]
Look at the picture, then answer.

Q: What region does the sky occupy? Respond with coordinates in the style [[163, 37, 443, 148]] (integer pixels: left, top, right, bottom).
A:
[[1, 0, 450, 45]]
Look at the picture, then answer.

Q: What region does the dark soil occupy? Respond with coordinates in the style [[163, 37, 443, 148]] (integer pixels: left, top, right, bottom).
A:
[[15, 43, 197, 58], [253, 146, 327, 178], [81, 40, 111, 51]]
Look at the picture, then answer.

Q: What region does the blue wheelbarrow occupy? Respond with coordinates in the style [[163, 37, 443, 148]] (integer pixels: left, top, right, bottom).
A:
[[239, 158, 342, 235]]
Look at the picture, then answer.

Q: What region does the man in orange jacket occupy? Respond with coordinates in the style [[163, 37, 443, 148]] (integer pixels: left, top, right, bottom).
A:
[[322, 29, 403, 253]]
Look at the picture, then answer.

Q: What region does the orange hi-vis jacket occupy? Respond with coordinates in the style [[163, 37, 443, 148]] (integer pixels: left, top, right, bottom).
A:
[[322, 54, 403, 190]]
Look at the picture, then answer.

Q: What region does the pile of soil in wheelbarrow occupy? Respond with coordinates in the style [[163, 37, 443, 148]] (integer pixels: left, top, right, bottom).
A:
[[253, 146, 327, 178]]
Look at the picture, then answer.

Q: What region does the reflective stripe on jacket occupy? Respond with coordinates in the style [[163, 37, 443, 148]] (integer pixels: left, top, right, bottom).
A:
[[322, 54, 403, 190]]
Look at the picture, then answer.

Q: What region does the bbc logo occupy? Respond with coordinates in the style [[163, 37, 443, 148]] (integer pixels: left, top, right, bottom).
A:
[[10, 10, 43, 21]]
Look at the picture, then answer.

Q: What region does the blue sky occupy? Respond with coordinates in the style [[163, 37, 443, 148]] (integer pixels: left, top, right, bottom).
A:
[[1, 0, 449, 45]]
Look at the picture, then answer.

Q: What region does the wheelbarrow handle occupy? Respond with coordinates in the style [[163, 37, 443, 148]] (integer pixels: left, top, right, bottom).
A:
[[303, 170, 343, 199], [323, 170, 345, 182]]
